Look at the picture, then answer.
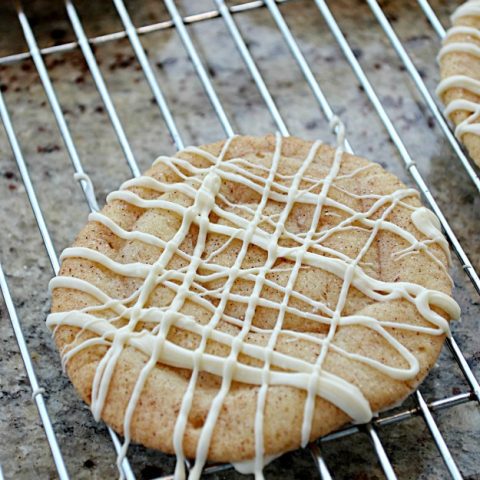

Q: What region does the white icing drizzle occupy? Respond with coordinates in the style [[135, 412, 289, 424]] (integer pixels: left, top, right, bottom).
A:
[[74, 172, 100, 212], [410, 208, 452, 266], [232, 453, 281, 475], [451, 0, 480, 22], [445, 25, 480, 41], [438, 2, 480, 144], [438, 42, 480, 60], [47, 129, 460, 480]]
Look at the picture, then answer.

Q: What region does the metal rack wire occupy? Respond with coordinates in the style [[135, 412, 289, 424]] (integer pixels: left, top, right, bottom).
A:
[[0, 0, 478, 478]]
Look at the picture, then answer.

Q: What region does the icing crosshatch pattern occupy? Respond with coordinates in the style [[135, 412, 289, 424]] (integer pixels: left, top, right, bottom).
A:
[[0, 0, 479, 479], [48, 130, 460, 479]]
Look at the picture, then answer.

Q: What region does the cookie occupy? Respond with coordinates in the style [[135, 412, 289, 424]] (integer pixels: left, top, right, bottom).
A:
[[48, 133, 460, 478], [437, 0, 480, 167]]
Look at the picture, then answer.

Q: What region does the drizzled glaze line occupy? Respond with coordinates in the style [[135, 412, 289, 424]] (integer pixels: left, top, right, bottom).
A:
[[74, 172, 100, 212], [437, 1, 480, 144], [175, 135, 286, 480], [451, 0, 480, 22], [252, 136, 329, 473], [47, 131, 460, 480]]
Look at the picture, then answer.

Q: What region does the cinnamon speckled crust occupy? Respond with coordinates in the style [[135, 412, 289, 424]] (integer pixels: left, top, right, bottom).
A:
[[438, 3, 480, 166], [50, 135, 453, 463]]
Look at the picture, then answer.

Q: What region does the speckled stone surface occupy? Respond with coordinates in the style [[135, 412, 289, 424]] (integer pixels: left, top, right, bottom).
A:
[[0, 0, 479, 479]]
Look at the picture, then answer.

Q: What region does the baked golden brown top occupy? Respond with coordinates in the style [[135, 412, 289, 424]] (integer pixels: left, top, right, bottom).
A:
[[437, 0, 480, 166], [49, 134, 459, 476]]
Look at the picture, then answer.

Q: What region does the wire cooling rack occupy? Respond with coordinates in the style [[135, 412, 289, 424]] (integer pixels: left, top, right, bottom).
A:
[[0, 0, 479, 478]]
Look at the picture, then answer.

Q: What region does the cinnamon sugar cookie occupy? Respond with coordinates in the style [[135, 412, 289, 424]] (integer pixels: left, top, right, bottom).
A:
[[437, 0, 480, 166], [48, 133, 459, 478]]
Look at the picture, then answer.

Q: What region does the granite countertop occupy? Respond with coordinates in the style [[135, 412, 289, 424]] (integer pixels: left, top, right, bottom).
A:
[[0, 0, 479, 478]]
